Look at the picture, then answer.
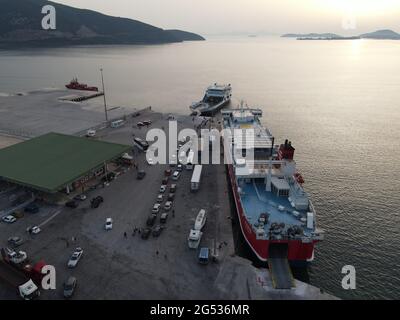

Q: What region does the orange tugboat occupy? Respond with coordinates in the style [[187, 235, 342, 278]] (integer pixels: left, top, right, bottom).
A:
[[66, 78, 99, 92]]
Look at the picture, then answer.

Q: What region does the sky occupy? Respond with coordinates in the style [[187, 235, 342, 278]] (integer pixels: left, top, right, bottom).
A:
[[54, 0, 400, 36]]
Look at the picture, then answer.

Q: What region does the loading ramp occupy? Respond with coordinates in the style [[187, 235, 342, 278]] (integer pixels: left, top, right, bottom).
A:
[[268, 244, 295, 289]]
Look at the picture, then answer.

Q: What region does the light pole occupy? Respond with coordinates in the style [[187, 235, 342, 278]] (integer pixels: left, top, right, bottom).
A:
[[100, 68, 108, 122]]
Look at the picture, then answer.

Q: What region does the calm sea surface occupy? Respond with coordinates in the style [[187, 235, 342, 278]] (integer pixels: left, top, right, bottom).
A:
[[1, 36, 400, 299]]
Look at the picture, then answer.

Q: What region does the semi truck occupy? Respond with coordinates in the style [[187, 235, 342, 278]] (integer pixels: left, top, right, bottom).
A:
[[0, 248, 42, 300]]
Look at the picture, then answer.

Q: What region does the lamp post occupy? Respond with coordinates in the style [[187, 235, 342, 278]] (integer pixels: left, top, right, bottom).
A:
[[100, 68, 108, 122]]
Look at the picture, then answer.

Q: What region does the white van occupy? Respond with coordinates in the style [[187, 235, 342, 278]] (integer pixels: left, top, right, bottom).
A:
[[111, 120, 125, 128]]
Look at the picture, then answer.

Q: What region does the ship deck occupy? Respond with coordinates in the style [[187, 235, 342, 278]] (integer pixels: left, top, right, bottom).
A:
[[239, 180, 312, 236]]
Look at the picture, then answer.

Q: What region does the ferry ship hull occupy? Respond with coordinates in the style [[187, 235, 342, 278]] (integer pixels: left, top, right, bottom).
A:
[[227, 163, 316, 263]]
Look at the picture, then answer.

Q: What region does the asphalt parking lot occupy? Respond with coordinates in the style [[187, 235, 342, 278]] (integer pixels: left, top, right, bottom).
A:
[[0, 110, 235, 300]]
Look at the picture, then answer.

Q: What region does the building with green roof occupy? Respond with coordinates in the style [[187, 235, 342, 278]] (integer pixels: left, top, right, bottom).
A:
[[0, 132, 130, 193]]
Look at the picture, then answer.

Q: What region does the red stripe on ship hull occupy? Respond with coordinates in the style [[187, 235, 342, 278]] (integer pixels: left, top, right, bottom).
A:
[[227, 164, 316, 262]]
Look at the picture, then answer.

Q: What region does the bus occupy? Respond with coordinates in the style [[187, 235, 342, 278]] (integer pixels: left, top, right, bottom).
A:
[[133, 137, 149, 151]]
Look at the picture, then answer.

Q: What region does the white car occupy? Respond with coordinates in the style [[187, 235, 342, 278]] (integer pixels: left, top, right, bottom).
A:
[[29, 226, 41, 235], [105, 218, 113, 231], [156, 194, 164, 203], [86, 129, 96, 137], [67, 248, 83, 268], [2, 215, 16, 224], [164, 201, 173, 211], [147, 158, 155, 165], [159, 185, 167, 193], [152, 203, 161, 214]]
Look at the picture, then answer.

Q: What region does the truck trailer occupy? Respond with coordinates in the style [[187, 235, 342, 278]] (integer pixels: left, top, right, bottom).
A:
[[191, 165, 203, 192]]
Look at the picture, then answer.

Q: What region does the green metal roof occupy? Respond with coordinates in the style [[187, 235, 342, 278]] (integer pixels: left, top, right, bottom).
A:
[[0, 132, 130, 193]]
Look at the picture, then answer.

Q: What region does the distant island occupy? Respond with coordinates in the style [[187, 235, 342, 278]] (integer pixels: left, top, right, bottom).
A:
[[282, 29, 400, 40], [0, 0, 205, 48]]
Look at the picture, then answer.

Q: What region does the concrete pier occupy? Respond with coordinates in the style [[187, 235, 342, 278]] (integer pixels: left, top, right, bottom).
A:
[[0, 95, 336, 300]]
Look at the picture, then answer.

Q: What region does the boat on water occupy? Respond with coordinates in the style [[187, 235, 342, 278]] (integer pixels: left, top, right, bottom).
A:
[[66, 78, 99, 92], [221, 106, 324, 264], [190, 84, 232, 116], [194, 209, 206, 231], [188, 229, 203, 249]]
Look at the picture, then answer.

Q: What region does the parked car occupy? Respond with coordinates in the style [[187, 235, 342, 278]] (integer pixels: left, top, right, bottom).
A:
[[152, 225, 164, 237], [159, 185, 167, 193], [63, 276, 77, 298], [164, 169, 172, 176], [147, 158, 155, 165], [8, 236, 24, 248], [146, 214, 157, 227], [24, 203, 39, 214], [67, 248, 83, 268], [170, 184, 177, 193], [143, 120, 152, 126], [177, 164, 183, 172], [66, 201, 79, 209], [167, 193, 175, 201], [162, 177, 169, 185], [73, 194, 87, 201], [160, 213, 169, 224], [156, 194, 164, 203], [105, 218, 113, 231], [137, 170, 146, 180], [137, 122, 145, 127], [27, 226, 41, 235], [141, 228, 151, 240], [86, 129, 96, 137], [91, 196, 104, 209], [2, 215, 16, 224], [152, 203, 161, 214], [164, 201, 173, 211], [172, 171, 181, 181]]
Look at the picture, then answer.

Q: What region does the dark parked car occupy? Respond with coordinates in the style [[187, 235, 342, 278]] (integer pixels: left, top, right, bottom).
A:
[[162, 177, 169, 185], [63, 276, 77, 299], [146, 214, 157, 227], [91, 196, 104, 209], [170, 184, 177, 193], [164, 169, 172, 176], [160, 213, 169, 224], [24, 203, 39, 214], [152, 225, 164, 237], [8, 236, 24, 248], [141, 228, 151, 240], [167, 193, 175, 201], [137, 170, 146, 180], [65, 201, 79, 209]]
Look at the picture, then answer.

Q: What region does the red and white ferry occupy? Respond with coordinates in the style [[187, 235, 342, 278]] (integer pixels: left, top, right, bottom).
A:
[[222, 107, 324, 264]]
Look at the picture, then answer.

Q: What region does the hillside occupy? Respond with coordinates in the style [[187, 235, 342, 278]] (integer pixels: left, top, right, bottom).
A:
[[360, 29, 400, 40], [0, 0, 205, 47]]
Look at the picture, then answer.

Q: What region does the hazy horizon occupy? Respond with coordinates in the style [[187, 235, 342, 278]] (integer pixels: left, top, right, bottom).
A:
[[52, 0, 400, 36]]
